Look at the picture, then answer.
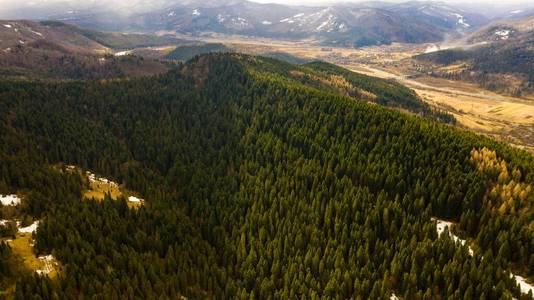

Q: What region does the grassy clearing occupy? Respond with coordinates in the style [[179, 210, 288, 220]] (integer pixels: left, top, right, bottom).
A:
[[6, 232, 58, 278], [83, 179, 122, 201], [82, 175, 144, 209]]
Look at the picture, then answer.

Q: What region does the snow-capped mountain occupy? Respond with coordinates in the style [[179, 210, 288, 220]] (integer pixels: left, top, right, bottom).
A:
[[389, 1, 488, 31], [0, 0, 490, 47]]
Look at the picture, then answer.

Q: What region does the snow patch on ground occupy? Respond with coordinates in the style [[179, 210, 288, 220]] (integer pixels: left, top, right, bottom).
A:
[[3, 217, 58, 275], [192, 9, 201, 16], [114, 50, 132, 56], [262, 21, 272, 25], [86, 171, 119, 188], [281, 13, 305, 23], [513, 275, 534, 295], [453, 13, 470, 28], [36, 254, 56, 275], [231, 17, 249, 28], [495, 30, 512, 40], [277, 8, 344, 33], [3, 24, 12, 29], [434, 219, 473, 256], [29, 29, 43, 37], [128, 196, 143, 203], [0, 194, 21, 206], [510, 10, 523, 14], [168, 11, 175, 17], [434, 218, 533, 295], [0, 219, 15, 226], [316, 14, 337, 32], [19, 221, 39, 234]]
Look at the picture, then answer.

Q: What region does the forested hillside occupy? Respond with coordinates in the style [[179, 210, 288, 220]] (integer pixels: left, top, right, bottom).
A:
[[244, 57, 453, 122], [165, 43, 232, 61], [164, 43, 310, 65], [0, 53, 532, 299], [301, 61, 452, 121]]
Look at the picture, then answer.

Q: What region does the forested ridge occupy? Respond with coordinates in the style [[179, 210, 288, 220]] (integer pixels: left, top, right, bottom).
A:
[[165, 43, 232, 61], [0, 53, 532, 299]]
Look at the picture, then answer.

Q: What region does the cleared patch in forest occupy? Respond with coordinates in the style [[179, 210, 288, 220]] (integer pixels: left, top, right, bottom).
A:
[[83, 171, 122, 201], [5, 232, 59, 278], [65, 166, 145, 208]]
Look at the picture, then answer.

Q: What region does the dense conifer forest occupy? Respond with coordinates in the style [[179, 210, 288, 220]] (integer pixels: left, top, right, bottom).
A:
[[0, 53, 532, 299], [165, 43, 233, 61]]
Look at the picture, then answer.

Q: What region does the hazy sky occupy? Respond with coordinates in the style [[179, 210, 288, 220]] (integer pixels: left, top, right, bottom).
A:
[[252, 0, 530, 4], [2, 0, 532, 4], [0, 0, 532, 12]]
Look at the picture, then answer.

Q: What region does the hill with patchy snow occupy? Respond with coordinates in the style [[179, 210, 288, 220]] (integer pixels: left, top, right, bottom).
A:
[[1, 0, 489, 47]]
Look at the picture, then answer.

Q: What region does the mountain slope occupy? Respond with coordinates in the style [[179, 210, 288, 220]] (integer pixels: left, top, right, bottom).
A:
[[414, 16, 534, 95], [0, 20, 177, 79], [0, 53, 533, 298], [465, 16, 534, 43], [390, 1, 488, 31], [231, 55, 453, 121]]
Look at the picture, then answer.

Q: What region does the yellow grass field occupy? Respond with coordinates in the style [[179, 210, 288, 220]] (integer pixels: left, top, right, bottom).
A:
[[83, 180, 122, 201], [6, 232, 58, 278], [412, 81, 534, 151], [82, 176, 144, 209]]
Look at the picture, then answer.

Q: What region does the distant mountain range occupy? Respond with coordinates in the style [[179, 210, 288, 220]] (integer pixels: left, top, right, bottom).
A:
[[0, 0, 489, 47], [0, 20, 182, 79]]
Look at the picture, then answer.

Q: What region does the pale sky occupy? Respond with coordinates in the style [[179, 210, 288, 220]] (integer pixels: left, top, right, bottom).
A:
[[252, 0, 529, 4], [1, 0, 531, 5], [0, 0, 532, 12]]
